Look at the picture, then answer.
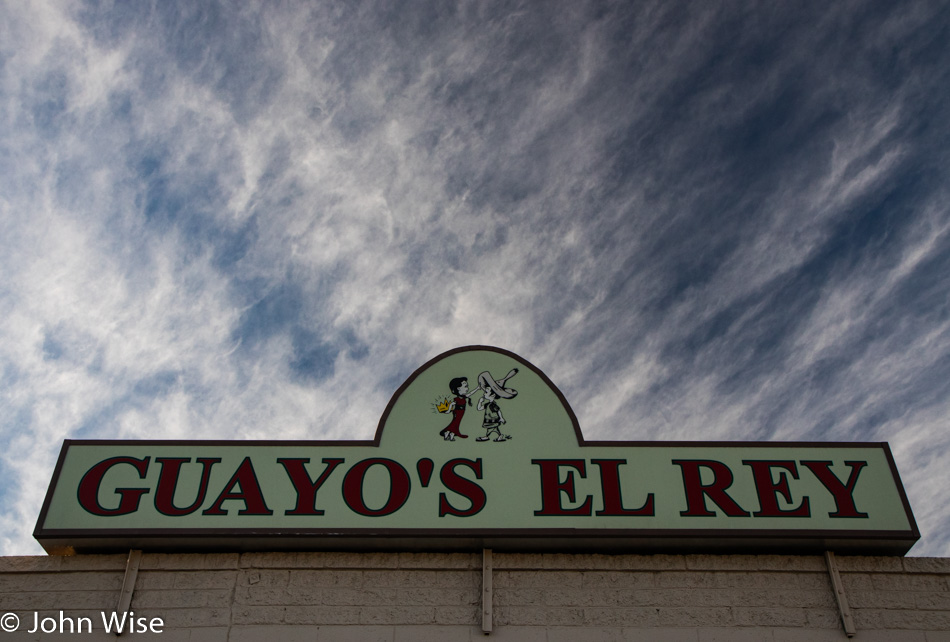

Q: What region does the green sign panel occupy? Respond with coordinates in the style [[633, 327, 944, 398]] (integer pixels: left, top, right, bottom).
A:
[[35, 346, 919, 554]]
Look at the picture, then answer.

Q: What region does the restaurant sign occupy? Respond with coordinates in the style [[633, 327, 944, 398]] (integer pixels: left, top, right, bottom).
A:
[[35, 346, 919, 555]]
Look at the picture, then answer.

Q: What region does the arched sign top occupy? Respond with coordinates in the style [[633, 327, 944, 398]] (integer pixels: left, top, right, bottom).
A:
[[375, 345, 583, 449]]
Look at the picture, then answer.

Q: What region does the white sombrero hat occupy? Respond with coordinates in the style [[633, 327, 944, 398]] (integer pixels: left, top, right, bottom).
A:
[[477, 368, 519, 399]]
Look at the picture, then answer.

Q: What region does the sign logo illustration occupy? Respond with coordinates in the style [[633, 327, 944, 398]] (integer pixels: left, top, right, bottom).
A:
[[34, 345, 919, 555], [436, 368, 518, 442]]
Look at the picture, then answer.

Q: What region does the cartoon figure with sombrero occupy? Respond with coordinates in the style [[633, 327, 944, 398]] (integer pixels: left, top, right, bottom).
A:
[[476, 368, 518, 442]]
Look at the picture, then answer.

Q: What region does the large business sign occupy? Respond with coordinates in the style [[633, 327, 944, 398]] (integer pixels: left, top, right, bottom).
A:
[[35, 346, 919, 555]]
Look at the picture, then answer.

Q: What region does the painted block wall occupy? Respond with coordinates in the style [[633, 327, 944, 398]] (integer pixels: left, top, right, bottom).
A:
[[0, 552, 948, 641]]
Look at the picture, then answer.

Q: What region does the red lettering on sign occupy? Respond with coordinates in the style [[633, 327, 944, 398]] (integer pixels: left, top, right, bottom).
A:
[[741, 460, 810, 517], [591, 459, 654, 516], [77, 457, 151, 516], [439, 458, 486, 517], [154, 458, 221, 516], [342, 458, 411, 516], [416, 458, 434, 487], [202, 457, 273, 515], [673, 460, 750, 517], [278, 458, 344, 515], [801, 461, 869, 518], [532, 459, 593, 516]]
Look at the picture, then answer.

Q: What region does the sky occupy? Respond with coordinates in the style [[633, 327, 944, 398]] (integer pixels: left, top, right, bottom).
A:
[[1, 1, 948, 556]]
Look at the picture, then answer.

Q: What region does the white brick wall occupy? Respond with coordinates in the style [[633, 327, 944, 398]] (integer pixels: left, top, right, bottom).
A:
[[0, 552, 948, 641]]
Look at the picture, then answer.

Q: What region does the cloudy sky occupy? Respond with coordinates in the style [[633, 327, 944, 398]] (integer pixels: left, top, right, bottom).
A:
[[2, 1, 949, 556]]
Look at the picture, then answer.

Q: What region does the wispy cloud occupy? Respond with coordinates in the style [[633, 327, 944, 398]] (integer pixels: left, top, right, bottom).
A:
[[1, 0, 948, 555]]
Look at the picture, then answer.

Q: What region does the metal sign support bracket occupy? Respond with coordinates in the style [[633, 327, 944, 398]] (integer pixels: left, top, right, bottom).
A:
[[825, 551, 856, 637], [481, 548, 493, 634], [114, 549, 142, 637]]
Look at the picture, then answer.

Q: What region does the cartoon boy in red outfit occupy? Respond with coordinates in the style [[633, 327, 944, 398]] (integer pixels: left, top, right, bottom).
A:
[[438, 377, 478, 441]]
